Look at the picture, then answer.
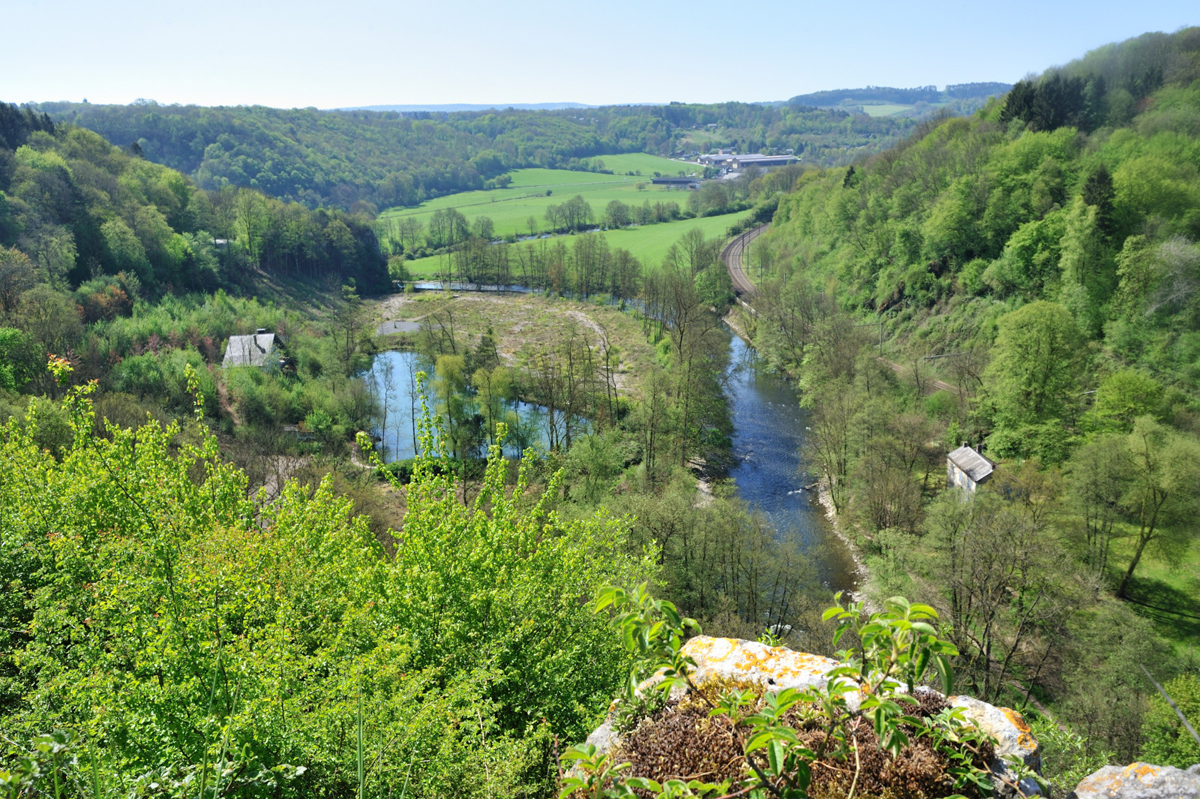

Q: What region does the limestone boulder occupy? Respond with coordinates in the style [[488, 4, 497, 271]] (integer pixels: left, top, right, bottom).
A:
[[585, 636, 1042, 795], [1068, 762, 1200, 799]]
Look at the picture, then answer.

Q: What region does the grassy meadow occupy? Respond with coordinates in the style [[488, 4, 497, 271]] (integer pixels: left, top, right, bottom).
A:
[[1109, 535, 1200, 657], [576, 152, 699, 175], [858, 103, 916, 117], [378, 161, 701, 240], [371, 291, 660, 397], [401, 210, 750, 278]]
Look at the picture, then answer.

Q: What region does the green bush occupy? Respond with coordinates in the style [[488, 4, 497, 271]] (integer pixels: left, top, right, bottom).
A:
[[0, 371, 657, 798], [1141, 673, 1200, 768]]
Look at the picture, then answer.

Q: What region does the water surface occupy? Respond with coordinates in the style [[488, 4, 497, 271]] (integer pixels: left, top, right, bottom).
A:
[[724, 331, 858, 592]]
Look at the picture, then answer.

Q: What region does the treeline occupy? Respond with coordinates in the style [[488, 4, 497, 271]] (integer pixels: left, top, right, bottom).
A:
[[999, 30, 1197, 134], [382, 173, 770, 265], [380, 196, 685, 262], [423, 222, 735, 312], [744, 25, 1200, 781], [32, 100, 931, 213], [35, 101, 673, 210], [789, 85, 943, 106], [787, 83, 1011, 107], [652, 101, 917, 160], [383, 196, 696, 261], [0, 104, 55, 150]]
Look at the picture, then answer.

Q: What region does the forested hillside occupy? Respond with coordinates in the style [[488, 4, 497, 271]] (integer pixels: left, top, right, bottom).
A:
[[34, 100, 939, 211], [0, 112, 386, 295], [761, 26, 1200, 454], [789, 83, 1012, 106], [742, 27, 1200, 774], [0, 106, 390, 446]]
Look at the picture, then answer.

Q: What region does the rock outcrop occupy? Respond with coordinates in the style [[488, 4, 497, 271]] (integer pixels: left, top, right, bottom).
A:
[[1068, 762, 1200, 799], [585, 636, 1042, 796]]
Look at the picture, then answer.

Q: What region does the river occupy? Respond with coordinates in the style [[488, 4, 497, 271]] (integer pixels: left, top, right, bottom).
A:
[[365, 314, 857, 593], [724, 330, 859, 592]]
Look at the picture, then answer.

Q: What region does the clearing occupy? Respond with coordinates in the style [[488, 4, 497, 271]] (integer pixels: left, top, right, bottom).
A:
[[378, 163, 702, 241], [403, 210, 750, 278], [371, 291, 660, 397]]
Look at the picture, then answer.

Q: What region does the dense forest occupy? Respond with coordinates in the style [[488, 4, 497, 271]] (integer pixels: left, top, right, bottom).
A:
[[30, 95, 994, 211], [742, 26, 1200, 779], [788, 82, 1012, 107]]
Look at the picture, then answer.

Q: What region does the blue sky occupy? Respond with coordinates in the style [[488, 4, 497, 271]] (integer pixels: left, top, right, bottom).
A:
[[2, 0, 1196, 108]]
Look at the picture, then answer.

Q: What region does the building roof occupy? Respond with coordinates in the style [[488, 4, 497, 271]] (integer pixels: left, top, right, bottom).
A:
[[698, 152, 798, 166], [948, 445, 995, 484], [222, 333, 280, 368], [731, 155, 798, 164]]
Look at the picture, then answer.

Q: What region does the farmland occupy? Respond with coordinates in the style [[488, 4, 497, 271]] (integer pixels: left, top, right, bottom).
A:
[[573, 152, 699, 175], [857, 102, 921, 116], [377, 159, 700, 241], [401, 209, 750, 278]]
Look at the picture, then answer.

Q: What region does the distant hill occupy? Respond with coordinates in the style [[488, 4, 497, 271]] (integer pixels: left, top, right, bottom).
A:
[[339, 102, 598, 112], [787, 83, 1011, 107]]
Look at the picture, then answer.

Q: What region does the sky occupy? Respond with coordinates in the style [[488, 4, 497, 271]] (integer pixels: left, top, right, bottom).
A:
[[2, 0, 1196, 108]]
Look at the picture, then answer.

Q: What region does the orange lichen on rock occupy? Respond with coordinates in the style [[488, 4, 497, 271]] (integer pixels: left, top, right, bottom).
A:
[[1125, 763, 1163, 782], [589, 638, 1053, 798], [1000, 707, 1037, 752]]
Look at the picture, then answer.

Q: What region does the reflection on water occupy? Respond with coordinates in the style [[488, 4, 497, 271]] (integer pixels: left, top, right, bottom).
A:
[[365, 350, 578, 462], [367, 335, 857, 592], [725, 331, 858, 592], [409, 281, 534, 293]]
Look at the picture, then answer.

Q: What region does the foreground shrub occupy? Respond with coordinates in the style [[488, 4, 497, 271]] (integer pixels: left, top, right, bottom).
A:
[[0, 364, 656, 798]]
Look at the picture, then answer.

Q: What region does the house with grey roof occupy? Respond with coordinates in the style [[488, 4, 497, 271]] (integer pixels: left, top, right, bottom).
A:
[[946, 445, 994, 493], [222, 329, 289, 370]]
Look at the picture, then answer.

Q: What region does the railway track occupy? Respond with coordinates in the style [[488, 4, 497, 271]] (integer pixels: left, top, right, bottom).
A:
[[720, 224, 769, 296], [721, 224, 960, 397]]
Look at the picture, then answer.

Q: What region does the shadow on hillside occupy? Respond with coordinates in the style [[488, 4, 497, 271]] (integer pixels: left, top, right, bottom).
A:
[[1121, 573, 1200, 644]]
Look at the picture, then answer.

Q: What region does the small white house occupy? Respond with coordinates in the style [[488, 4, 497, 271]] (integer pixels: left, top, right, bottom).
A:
[[946, 445, 994, 493], [222, 329, 289, 370]]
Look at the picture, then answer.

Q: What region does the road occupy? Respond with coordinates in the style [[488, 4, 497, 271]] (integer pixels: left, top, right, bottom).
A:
[[721, 225, 959, 397], [720, 224, 769, 296]]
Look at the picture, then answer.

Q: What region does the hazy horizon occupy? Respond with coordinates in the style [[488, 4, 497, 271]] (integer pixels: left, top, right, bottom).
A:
[[3, 0, 1195, 109]]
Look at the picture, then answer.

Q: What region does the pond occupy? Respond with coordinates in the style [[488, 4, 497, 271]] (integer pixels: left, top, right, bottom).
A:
[[365, 350, 584, 461]]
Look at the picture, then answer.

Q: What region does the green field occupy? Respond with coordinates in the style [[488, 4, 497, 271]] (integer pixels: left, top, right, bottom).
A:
[[378, 165, 703, 241], [602, 212, 747, 266], [858, 103, 914, 117], [1109, 534, 1200, 655], [402, 210, 750, 278], [578, 153, 699, 175]]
